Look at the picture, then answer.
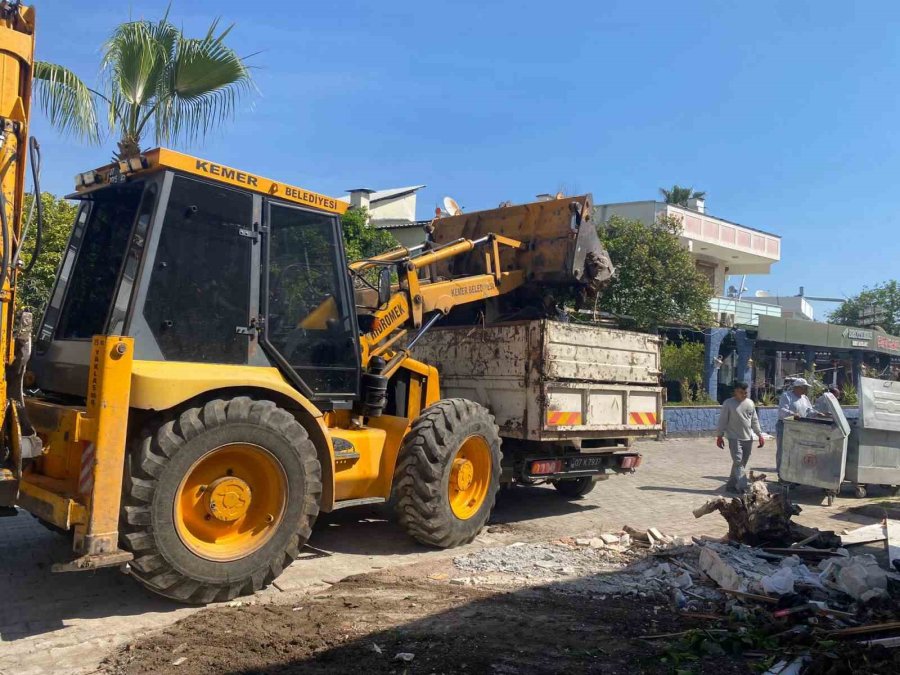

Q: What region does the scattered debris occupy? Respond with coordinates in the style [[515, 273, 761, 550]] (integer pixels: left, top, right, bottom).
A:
[[394, 652, 415, 662], [841, 522, 888, 546], [171, 656, 188, 666], [887, 519, 900, 572], [819, 554, 889, 601]]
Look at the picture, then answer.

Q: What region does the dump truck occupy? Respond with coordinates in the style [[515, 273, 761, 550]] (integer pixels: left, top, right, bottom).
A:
[[0, 2, 620, 603], [415, 320, 662, 497]]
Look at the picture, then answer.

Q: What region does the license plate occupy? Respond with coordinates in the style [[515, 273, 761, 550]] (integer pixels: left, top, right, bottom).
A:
[[566, 456, 607, 470]]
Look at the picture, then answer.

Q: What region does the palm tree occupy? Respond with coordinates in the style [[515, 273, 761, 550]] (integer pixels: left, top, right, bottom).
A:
[[659, 185, 706, 207], [33, 12, 254, 159]]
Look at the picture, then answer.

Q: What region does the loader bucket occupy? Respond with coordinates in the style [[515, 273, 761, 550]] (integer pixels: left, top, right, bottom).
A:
[[428, 194, 614, 295]]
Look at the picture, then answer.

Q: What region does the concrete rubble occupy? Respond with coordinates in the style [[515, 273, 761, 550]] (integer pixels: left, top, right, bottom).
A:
[[452, 502, 900, 671]]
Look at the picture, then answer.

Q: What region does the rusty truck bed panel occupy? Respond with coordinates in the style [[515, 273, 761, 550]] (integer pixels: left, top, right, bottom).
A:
[[540, 321, 660, 385], [414, 320, 663, 441]]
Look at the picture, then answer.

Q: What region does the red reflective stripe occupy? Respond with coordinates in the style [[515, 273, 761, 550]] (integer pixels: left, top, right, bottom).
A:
[[629, 412, 657, 426], [79, 443, 95, 495], [547, 411, 582, 426]]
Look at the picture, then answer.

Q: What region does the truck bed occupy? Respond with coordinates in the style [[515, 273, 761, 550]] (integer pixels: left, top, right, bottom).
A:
[[414, 319, 663, 442]]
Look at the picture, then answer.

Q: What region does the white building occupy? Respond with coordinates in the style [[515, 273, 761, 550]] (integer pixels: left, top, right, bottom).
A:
[[595, 197, 784, 327], [342, 186, 427, 248], [752, 294, 815, 321]]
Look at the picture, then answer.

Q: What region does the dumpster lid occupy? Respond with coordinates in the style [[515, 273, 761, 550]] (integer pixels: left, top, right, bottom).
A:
[[859, 376, 900, 432], [817, 392, 851, 436]]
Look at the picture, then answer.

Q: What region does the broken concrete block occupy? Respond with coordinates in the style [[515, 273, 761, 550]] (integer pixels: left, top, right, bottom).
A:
[[599, 533, 620, 545], [642, 562, 672, 578], [699, 547, 743, 591], [574, 538, 592, 546], [673, 571, 694, 589], [623, 526, 651, 542], [588, 538, 605, 549], [819, 554, 889, 600], [859, 588, 889, 603]]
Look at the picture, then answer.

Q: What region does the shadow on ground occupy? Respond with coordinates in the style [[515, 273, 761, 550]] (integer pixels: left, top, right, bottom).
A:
[[0, 512, 179, 641], [310, 484, 596, 557], [0, 484, 596, 640]]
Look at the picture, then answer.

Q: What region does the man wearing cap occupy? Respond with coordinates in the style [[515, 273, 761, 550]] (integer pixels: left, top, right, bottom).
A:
[[776, 378, 814, 480]]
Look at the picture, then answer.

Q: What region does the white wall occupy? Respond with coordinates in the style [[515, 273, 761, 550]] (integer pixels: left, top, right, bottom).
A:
[[753, 295, 814, 321], [384, 226, 426, 249], [370, 194, 418, 226]]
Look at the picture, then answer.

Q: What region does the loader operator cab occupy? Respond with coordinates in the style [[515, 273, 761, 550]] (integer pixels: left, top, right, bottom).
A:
[[31, 149, 362, 405]]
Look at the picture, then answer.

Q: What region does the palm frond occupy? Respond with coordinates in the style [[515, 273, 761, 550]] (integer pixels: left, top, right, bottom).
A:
[[153, 20, 254, 145], [32, 61, 101, 144]]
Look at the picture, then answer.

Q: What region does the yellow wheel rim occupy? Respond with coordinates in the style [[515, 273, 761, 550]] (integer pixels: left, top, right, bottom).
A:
[[448, 435, 492, 520], [174, 443, 287, 562]]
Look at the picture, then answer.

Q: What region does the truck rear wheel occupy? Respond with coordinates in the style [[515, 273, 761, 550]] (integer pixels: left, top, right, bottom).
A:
[[120, 397, 322, 603], [393, 399, 501, 548], [553, 476, 596, 498]]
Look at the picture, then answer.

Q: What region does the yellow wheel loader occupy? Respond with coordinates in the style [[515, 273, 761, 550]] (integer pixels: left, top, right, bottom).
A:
[[0, 3, 613, 602]]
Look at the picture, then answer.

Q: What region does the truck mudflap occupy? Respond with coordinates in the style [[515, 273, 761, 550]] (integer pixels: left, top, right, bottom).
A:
[[522, 451, 642, 480]]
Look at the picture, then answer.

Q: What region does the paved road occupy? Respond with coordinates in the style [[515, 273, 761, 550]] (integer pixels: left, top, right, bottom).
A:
[[0, 437, 886, 674]]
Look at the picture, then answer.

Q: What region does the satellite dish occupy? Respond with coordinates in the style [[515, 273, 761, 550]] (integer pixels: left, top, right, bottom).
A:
[[755, 290, 771, 298], [443, 196, 462, 216], [555, 191, 565, 200]]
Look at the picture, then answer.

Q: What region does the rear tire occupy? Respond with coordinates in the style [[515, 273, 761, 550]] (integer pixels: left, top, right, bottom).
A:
[[393, 399, 501, 548], [553, 476, 596, 498], [119, 397, 321, 603]]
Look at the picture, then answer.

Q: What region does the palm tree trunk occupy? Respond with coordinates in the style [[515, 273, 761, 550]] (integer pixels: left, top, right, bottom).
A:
[[117, 136, 141, 160]]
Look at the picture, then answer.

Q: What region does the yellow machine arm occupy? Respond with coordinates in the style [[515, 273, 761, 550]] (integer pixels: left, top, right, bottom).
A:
[[0, 1, 37, 510], [352, 233, 525, 377]]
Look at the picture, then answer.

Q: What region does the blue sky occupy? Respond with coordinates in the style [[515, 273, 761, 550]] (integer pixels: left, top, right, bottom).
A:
[[30, 1, 900, 318]]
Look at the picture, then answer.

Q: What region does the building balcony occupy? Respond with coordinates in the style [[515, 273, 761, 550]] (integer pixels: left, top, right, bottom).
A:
[[595, 201, 781, 276], [662, 203, 780, 275]]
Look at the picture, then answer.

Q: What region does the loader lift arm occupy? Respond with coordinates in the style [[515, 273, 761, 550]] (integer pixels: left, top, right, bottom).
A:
[[351, 233, 526, 379]]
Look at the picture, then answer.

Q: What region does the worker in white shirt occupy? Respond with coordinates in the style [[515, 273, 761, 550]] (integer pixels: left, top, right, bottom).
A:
[[776, 377, 813, 480]]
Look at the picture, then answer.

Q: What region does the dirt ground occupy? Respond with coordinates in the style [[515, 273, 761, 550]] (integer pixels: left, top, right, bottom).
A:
[[100, 522, 900, 675], [102, 556, 749, 675], [5, 438, 894, 675]]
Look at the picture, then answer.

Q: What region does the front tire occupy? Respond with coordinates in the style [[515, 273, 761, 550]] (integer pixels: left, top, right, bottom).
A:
[[393, 399, 501, 548], [120, 397, 322, 603], [553, 476, 596, 498]]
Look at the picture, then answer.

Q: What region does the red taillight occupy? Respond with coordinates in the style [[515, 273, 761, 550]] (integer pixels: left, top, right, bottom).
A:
[[620, 454, 641, 469], [530, 459, 563, 475]]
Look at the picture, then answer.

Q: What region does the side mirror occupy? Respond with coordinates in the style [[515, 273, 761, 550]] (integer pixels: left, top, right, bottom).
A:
[[378, 267, 392, 307]]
